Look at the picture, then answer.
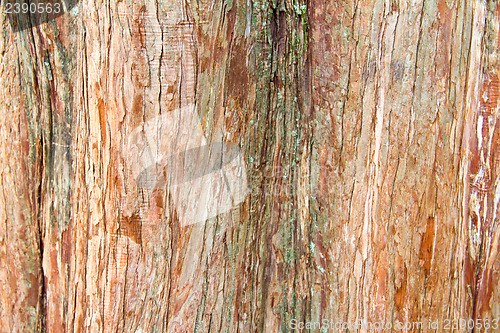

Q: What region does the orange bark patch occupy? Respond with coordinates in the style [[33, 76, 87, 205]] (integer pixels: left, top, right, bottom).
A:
[[395, 264, 408, 310], [419, 217, 435, 276], [227, 40, 249, 103], [119, 211, 142, 245], [97, 97, 107, 144], [477, 267, 494, 317], [480, 73, 499, 114]]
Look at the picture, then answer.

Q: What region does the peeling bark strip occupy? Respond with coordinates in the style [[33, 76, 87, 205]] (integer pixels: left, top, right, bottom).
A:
[[1, 0, 500, 332]]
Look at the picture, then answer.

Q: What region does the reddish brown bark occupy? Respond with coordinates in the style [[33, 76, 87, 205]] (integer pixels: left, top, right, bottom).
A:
[[1, 0, 500, 331]]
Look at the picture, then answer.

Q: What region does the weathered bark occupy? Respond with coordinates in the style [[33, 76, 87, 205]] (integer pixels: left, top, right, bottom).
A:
[[1, 0, 500, 332]]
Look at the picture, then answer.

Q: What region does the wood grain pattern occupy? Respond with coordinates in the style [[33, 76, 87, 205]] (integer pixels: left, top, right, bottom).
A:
[[1, 0, 500, 332]]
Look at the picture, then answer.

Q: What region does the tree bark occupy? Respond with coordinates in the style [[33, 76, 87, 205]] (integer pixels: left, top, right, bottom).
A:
[[1, 0, 500, 331]]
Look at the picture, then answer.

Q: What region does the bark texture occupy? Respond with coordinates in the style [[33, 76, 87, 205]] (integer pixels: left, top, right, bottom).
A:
[[1, 0, 500, 332]]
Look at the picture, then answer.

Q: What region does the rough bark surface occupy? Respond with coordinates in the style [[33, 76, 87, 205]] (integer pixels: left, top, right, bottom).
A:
[[1, 0, 500, 332]]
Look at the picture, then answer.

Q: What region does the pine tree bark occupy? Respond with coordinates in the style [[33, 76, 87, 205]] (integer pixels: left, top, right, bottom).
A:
[[1, 0, 500, 332]]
